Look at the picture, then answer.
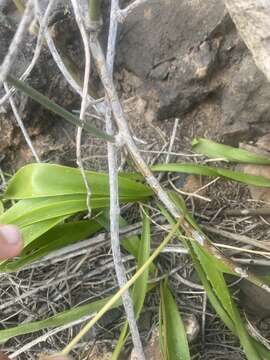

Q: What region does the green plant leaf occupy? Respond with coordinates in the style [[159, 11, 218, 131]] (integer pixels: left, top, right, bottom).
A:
[[4, 163, 153, 199], [0, 295, 121, 344], [169, 196, 262, 360], [159, 200, 242, 333], [0, 219, 102, 272], [193, 244, 261, 359], [0, 189, 149, 272], [0, 196, 88, 227], [0, 196, 146, 230], [159, 201, 266, 359], [159, 279, 190, 360], [152, 163, 270, 188], [189, 241, 268, 360], [132, 210, 151, 313], [20, 216, 68, 246], [193, 245, 234, 316], [0, 201, 4, 215], [192, 138, 270, 164], [7, 75, 115, 143]]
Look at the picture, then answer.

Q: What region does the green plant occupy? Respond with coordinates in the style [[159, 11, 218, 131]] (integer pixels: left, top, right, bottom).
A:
[[2, 0, 270, 357], [1, 139, 270, 359]]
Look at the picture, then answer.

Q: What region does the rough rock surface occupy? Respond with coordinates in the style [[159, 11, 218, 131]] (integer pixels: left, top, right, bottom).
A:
[[117, 0, 270, 143], [2, 0, 270, 169]]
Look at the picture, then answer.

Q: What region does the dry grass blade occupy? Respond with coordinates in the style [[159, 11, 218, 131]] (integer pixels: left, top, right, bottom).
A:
[[61, 220, 181, 355]]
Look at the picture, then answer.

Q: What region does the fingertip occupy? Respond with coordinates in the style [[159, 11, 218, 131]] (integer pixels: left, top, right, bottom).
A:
[[0, 225, 23, 260], [0, 351, 9, 360]]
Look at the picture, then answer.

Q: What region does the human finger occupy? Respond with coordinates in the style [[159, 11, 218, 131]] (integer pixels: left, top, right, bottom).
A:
[[0, 225, 23, 260]]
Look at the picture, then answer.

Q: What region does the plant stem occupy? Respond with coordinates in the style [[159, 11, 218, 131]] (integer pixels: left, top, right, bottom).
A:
[[106, 0, 145, 358], [88, 0, 102, 30], [12, 0, 25, 13], [4, 82, 40, 162], [61, 220, 181, 355], [0, 0, 34, 83], [71, 0, 92, 217], [0, 0, 55, 107]]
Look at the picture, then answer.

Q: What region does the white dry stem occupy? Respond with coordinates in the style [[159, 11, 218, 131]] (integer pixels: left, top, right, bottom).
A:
[[0, 0, 34, 84], [0, 0, 8, 10], [105, 0, 145, 358], [165, 118, 179, 164], [157, 117, 179, 181], [34, 0, 105, 116], [71, 0, 92, 216], [0, 0, 34, 81], [3, 82, 40, 162], [0, 0, 55, 106], [90, 36, 181, 219], [34, 1, 82, 95]]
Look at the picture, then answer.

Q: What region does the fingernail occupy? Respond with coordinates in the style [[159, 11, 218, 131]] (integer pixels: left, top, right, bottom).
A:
[[0, 225, 22, 245]]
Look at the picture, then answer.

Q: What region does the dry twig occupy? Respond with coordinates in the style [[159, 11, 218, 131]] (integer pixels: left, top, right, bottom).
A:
[[3, 82, 40, 162], [71, 0, 92, 216], [0, 0, 34, 84], [105, 0, 145, 358], [0, 0, 55, 106]]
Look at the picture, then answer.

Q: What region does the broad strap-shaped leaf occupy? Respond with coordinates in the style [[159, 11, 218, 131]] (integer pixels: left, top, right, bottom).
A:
[[132, 210, 151, 313], [0, 220, 102, 272], [192, 138, 270, 165], [20, 216, 68, 247], [0, 216, 68, 271], [152, 163, 270, 188], [0, 196, 87, 227], [158, 201, 235, 329], [163, 197, 264, 360], [0, 295, 121, 344], [188, 241, 269, 359], [159, 280, 191, 360], [192, 243, 262, 360], [0, 195, 147, 229], [4, 163, 153, 199]]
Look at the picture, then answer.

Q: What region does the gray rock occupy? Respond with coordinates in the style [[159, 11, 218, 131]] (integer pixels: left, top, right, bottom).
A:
[[117, 0, 227, 119], [221, 55, 270, 126], [117, 0, 270, 142]]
